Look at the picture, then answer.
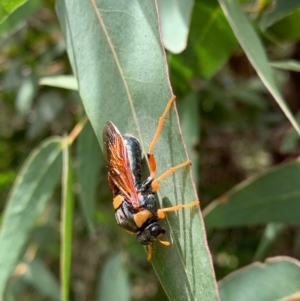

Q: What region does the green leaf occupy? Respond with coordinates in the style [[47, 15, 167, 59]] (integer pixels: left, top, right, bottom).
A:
[[204, 161, 300, 229], [253, 223, 285, 261], [267, 9, 300, 42], [23, 258, 60, 301], [186, 0, 237, 78], [260, 0, 300, 28], [0, 138, 62, 296], [218, 0, 300, 136], [0, 0, 27, 24], [56, 1, 219, 300], [219, 257, 300, 301], [39, 75, 78, 90], [77, 121, 102, 233], [178, 93, 200, 184], [0, 0, 40, 43], [60, 137, 74, 301], [270, 59, 300, 72], [15, 74, 37, 115], [280, 112, 300, 153], [157, 0, 194, 54], [97, 254, 130, 301]]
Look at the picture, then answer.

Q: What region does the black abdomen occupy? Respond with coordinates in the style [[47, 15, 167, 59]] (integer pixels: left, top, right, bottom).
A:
[[123, 134, 142, 186]]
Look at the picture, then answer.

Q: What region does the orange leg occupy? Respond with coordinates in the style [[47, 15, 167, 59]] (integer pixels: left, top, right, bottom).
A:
[[146, 239, 170, 261], [151, 160, 191, 191], [146, 201, 198, 260], [147, 244, 153, 261], [147, 95, 176, 178], [157, 200, 199, 219]]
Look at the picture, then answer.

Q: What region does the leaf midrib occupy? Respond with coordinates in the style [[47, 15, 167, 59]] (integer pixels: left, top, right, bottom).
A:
[[90, 0, 141, 142]]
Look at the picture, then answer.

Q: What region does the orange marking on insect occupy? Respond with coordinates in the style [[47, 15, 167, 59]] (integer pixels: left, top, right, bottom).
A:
[[113, 195, 124, 209], [134, 210, 153, 229]]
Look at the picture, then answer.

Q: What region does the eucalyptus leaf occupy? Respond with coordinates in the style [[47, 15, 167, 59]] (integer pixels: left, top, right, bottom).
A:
[[270, 60, 300, 72], [77, 121, 102, 233], [97, 254, 130, 301], [39, 75, 78, 90], [204, 161, 300, 229], [186, 0, 237, 78], [157, 0, 194, 54], [178, 93, 200, 184], [56, 1, 219, 300], [61, 137, 73, 301], [260, 0, 300, 28], [219, 257, 300, 301], [0, 0, 27, 24], [23, 258, 60, 301], [0, 0, 40, 44], [15, 74, 37, 115], [218, 0, 300, 136], [253, 223, 285, 262], [0, 138, 62, 296]]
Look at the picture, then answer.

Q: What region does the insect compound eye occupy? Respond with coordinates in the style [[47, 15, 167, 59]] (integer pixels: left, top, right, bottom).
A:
[[150, 225, 165, 238]]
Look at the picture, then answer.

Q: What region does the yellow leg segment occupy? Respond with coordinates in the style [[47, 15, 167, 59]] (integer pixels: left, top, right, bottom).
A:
[[147, 96, 176, 179], [151, 160, 191, 191], [157, 200, 199, 219], [147, 244, 153, 261], [158, 239, 170, 246]]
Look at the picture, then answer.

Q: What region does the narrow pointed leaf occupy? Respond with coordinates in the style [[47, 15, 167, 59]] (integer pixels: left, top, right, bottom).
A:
[[204, 161, 300, 229], [157, 0, 194, 54], [77, 121, 102, 233], [253, 223, 285, 261], [0, 0, 40, 44], [178, 93, 200, 184], [0, 0, 27, 24], [260, 0, 300, 28], [219, 257, 300, 301], [186, 0, 237, 78], [56, 1, 218, 300], [0, 138, 62, 296], [218, 0, 300, 136], [39, 75, 78, 90], [23, 258, 60, 301], [60, 137, 73, 301], [270, 60, 300, 72], [97, 254, 130, 301]]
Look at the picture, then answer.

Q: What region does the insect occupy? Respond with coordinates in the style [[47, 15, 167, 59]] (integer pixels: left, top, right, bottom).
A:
[[102, 96, 199, 260]]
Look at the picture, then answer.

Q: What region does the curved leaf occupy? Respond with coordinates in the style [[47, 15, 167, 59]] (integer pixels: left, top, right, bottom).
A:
[[97, 254, 130, 301], [178, 93, 200, 184], [39, 75, 78, 90], [23, 258, 60, 301], [56, 1, 218, 300], [218, 0, 300, 136], [270, 59, 300, 72], [187, 0, 237, 78], [204, 161, 300, 229], [77, 121, 102, 233], [253, 223, 285, 262], [260, 0, 300, 28], [157, 0, 194, 54], [0, 0, 27, 24], [0, 0, 40, 43], [219, 257, 300, 301], [61, 137, 73, 301], [0, 138, 62, 296]]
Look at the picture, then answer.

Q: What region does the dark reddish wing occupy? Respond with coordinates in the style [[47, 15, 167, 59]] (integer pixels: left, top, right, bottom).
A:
[[102, 122, 140, 208]]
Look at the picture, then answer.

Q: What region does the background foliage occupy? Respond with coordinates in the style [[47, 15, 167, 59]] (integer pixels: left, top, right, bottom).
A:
[[1, 0, 300, 300]]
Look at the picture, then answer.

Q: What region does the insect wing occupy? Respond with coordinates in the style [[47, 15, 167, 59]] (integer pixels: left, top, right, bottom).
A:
[[103, 122, 139, 207]]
